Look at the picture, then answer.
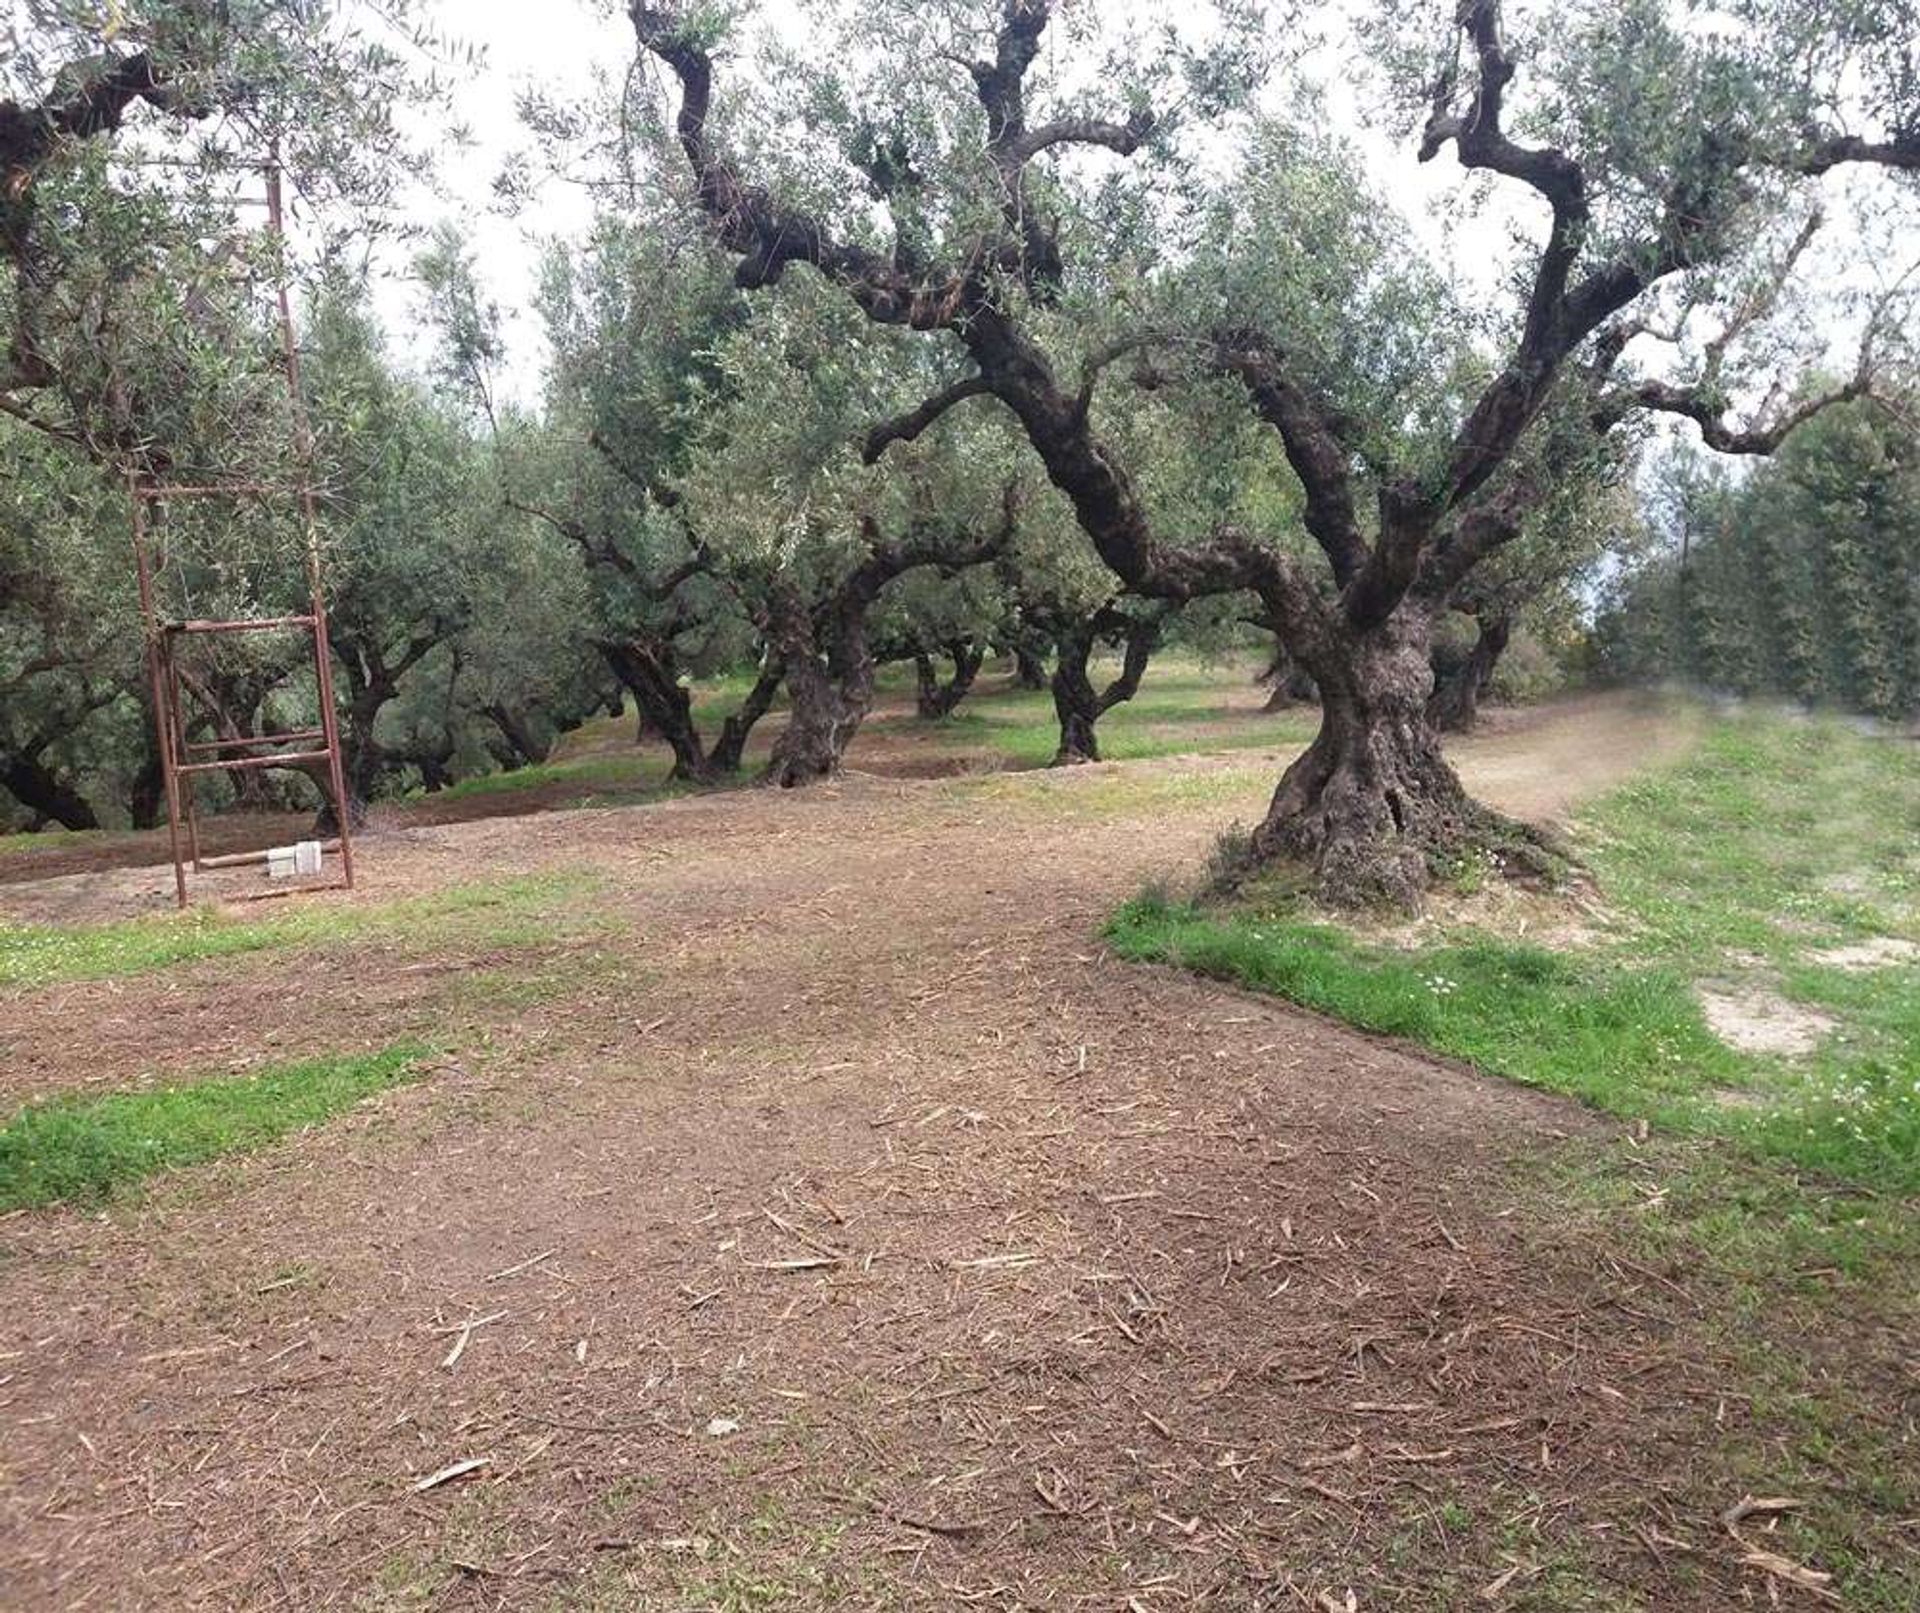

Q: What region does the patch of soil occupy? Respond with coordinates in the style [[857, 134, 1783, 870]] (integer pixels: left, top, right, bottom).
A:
[[1814, 936, 1920, 971], [1697, 983, 1836, 1056], [7, 696, 1888, 1610], [1450, 693, 1702, 825]]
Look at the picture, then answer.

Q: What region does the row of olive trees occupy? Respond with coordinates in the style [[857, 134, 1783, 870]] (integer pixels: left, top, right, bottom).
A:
[[619, 0, 1917, 908], [1597, 401, 1920, 721], [0, 0, 569, 830], [7, 0, 1912, 894], [0, 285, 611, 831]]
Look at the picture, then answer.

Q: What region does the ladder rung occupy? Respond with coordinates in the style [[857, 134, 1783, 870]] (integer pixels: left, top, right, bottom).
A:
[[175, 747, 333, 776], [196, 838, 342, 870], [166, 615, 316, 635], [138, 483, 306, 501], [182, 728, 327, 755]]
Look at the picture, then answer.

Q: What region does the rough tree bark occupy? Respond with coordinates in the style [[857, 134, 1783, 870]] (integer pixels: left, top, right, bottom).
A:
[[1426, 612, 1511, 734], [1247, 600, 1502, 907], [762, 504, 1014, 786], [763, 588, 875, 787], [914, 638, 985, 718], [126, 698, 165, 829], [0, 678, 118, 830], [1050, 606, 1165, 764], [483, 702, 553, 770], [412, 736, 457, 793]]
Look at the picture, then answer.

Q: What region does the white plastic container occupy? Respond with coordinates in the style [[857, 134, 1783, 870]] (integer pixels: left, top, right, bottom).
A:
[[266, 846, 298, 879], [294, 839, 323, 876]]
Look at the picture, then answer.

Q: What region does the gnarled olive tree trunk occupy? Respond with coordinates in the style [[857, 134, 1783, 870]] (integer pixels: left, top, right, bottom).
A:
[[762, 586, 875, 787], [914, 638, 985, 719], [1248, 602, 1531, 908], [599, 638, 783, 784], [1426, 611, 1511, 734], [1050, 605, 1164, 765], [484, 703, 552, 769], [761, 514, 1012, 787], [1, 749, 100, 830]]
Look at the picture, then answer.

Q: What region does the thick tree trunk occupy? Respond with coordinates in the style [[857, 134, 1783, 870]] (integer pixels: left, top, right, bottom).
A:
[[600, 640, 719, 783], [766, 651, 872, 786], [416, 751, 455, 793], [1249, 604, 1502, 910], [311, 785, 371, 835], [1012, 643, 1047, 690], [601, 640, 782, 783], [708, 659, 784, 774], [1426, 612, 1511, 734], [1050, 634, 1105, 764], [128, 719, 165, 829], [343, 687, 390, 802], [0, 752, 100, 831], [601, 640, 784, 783], [759, 575, 882, 788], [1049, 607, 1162, 765], [484, 702, 552, 769], [914, 639, 984, 719], [757, 513, 1008, 785]]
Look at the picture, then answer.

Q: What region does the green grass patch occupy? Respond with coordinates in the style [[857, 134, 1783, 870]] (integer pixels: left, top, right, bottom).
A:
[[1109, 711, 1920, 1192], [1526, 1140, 1918, 1610], [415, 751, 670, 805], [0, 1044, 429, 1210], [0, 868, 605, 989], [1109, 895, 1756, 1131], [874, 657, 1313, 769]]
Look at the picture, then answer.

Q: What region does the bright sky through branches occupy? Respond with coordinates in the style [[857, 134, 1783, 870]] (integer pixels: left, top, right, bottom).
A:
[[383, 1, 1906, 408]]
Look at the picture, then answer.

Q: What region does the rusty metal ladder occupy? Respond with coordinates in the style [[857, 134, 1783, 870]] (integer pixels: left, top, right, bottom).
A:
[[126, 162, 357, 908]]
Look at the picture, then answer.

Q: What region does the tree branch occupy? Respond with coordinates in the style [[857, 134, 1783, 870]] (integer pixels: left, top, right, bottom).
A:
[[1212, 329, 1369, 587], [861, 374, 994, 463], [1787, 131, 1920, 175], [1618, 373, 1872, 455], [0, 51, 179, 180], [632, 5, 980, 327], [1009, 111, 1156, 167]]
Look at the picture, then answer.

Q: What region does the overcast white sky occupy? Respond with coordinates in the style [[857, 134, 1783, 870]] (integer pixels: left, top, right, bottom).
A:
[[368, 1, 630, 391]]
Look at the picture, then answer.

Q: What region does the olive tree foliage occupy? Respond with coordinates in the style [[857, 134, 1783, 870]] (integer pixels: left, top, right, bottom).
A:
[[627, 0, 1918, 909], [512, 212, 780, 783], [666, 273, 1032, 785], [1, 1, 453, 425], [0, 420, 144, 827], [301, 280, 601, 806], [501, 202, 1053, 787], [1598, 395, 1920, 719]]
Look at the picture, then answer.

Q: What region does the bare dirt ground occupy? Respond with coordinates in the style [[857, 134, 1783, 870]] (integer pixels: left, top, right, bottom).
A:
[[0, 697, 1905, 1610]]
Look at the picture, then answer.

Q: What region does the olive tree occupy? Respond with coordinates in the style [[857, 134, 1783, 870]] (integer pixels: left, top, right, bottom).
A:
[[669, 276, 1024, 784]]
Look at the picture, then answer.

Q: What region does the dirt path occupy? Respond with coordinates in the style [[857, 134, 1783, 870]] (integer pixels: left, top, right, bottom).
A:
[[0, 698, 1870, 1610]]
